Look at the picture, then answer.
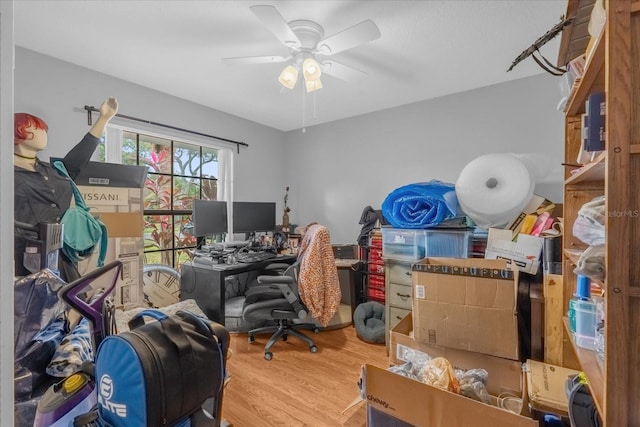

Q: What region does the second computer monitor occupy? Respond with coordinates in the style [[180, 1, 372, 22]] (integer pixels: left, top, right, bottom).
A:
[[232, 201, 276, 234]]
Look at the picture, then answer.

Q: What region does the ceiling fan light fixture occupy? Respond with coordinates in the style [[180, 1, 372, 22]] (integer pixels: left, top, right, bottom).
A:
[[303, 57, 322, 81], [305, 78, 323, 93], [278, 65, 299, 89]]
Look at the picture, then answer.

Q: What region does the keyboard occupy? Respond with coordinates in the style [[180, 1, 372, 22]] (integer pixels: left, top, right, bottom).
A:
[[236, 251, 277, 263]]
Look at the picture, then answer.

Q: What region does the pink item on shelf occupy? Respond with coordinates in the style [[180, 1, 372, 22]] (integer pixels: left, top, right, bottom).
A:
[[530, 212, 552, 236]]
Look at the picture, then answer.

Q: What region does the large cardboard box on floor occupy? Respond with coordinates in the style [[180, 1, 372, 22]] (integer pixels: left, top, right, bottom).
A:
[[389, 313, 522, 393], [412, 257, 520, 360], [363, 364, 536, 427], [364, 312, 535, 427]]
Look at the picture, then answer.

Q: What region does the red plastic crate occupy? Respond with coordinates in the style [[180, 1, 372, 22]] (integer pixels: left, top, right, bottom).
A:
[[368, 263, 385, 275], [368, 287, 386, 301], [370, 237, 383, 248], [368, 274, 385, 290], [369, 248, 383, 263]]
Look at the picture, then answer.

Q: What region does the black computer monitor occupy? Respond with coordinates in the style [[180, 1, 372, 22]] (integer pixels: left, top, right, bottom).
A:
[[232, 201, 276, 234], [192, 199, 228, 237]]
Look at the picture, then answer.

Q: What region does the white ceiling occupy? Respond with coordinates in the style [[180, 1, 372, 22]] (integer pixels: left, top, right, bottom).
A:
[[13, 0, 567, 132]]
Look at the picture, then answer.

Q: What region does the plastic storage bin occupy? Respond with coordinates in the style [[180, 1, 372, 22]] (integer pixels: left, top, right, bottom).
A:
[[381, 227, 473, 260], [423, 229, 473, 258], [573, 299, 597, 350], [381, 228, 426, 260]]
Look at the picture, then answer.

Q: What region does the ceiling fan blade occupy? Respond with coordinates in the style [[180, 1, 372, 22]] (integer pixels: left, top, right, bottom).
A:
[[316, 20, 380, 56], [250, 5, 301, 49], [321, 60, 368, 82], [222, 55, 289, 65]]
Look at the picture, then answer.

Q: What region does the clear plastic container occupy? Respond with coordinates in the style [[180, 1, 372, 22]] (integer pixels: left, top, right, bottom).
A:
[[574, 299, 597, 350], [423, 229, 473, 258], [381, 227, 473, 260], [381, 228, 425, 260]]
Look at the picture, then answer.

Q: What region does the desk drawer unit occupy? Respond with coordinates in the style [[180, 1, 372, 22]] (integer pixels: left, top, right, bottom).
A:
[[383, 258, 413, 345], [387, 261, 413, 286], [388, 283, 412, 309]]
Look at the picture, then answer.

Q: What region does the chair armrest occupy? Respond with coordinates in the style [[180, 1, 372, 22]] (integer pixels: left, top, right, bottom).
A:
[[257, 275, 293, 285], [258, 280, 307, 320]]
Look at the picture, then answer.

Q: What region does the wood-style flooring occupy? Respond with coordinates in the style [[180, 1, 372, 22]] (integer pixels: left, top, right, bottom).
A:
[[220, 325, 388, 427]]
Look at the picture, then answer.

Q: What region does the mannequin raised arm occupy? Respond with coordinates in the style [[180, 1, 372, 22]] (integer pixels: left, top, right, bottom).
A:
[[89, 97, 119, 138]]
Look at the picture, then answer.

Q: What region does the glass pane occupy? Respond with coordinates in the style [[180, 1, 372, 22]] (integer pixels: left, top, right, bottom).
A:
[[173, 141, 200, 177], [202, 147, 219, 178], [144, 250, 174, 269], [144, 215, 174, 253], [139, 135, 172, 173], [173, 177, 199, 210], [93, 134, 106, 162], [121, 131, 138, 166], [202, 178, 217, 201], [144, 173, 172, 210], [175, 214, 196, 248], [175, 249, 193, 273]]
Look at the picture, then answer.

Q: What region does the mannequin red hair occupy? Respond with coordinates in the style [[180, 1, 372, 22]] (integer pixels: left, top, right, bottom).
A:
[[14, 113, 48, 145]]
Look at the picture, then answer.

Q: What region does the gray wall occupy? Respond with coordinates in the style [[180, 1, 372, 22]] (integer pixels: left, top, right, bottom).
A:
[[15, 48, 564, 245], [285, 73, 564, 244], [15, 47, 289, 208]]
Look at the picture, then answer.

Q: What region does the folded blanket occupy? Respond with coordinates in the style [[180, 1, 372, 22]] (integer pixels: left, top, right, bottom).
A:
[[382, 180, 458, 228]]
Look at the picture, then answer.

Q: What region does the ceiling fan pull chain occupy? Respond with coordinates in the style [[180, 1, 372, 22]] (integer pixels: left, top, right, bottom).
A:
[[302, 86, 307, 133], [313, 91, 317, 119]]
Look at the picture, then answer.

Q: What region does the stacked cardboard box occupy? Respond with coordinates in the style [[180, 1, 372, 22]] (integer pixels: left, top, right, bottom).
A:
[[363, 257, 538, 426], [411, 257, 520, 360]]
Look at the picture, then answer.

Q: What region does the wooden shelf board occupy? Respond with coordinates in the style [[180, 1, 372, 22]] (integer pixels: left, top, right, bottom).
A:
[[630, 144, 640, 154], [566, 26, 605, 116], [632, 1, 640, 14], [563, 318, 605, 417], [564, 152, 606, 185]]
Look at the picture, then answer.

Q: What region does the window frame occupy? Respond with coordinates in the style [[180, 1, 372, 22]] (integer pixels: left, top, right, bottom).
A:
[[101, 124, 233, 271]]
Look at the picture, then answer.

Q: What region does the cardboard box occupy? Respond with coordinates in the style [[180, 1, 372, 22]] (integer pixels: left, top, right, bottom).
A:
[[525, 359, 579, 417], [363, 362, 535, 427], [412, 258, 520, 360], [484, 228, 543, 275], [389, 313, 522, 395], [75, 162, 147, 310]]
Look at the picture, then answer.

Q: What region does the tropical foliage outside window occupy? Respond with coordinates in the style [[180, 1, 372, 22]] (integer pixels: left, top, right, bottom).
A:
[[98, 131, 221, 271]]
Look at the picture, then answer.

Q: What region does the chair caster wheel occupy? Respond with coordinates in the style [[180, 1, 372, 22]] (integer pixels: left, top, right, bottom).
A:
[[310, 345, 318, 353], [248, 335, 255, 343], [313, 328, 320, 334], [264, 352, 273, 361]]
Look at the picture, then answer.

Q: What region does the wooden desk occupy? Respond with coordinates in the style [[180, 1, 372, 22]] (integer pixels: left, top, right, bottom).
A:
[[335, 258, 362, 318]]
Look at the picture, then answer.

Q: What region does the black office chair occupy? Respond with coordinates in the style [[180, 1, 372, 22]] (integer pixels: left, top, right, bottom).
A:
[[242, 261, 319, 360]]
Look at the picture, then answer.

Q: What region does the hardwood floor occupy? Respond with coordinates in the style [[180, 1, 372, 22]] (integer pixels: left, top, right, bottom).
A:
[[220, 325, 388, 427]]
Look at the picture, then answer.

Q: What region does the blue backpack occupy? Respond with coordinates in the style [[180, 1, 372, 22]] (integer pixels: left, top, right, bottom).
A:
[[95, 309, 228, 426], [53, 160, 108, 267]]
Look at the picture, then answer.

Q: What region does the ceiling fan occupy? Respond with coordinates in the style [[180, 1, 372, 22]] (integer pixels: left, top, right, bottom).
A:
[[222, 5, 381, 92]]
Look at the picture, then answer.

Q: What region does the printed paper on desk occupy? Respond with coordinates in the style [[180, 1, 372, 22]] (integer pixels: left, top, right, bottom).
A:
[[485, 228, 543, 275]]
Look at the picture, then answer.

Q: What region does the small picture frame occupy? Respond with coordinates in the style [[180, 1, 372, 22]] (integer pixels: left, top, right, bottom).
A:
[[287, 234, 301, 255]]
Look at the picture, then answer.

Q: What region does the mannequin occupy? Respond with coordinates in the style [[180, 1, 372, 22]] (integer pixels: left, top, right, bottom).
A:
[[14, 97, 119, 281]]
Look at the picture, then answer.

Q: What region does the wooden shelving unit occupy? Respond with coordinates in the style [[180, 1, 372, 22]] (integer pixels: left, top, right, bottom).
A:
[[558, 1, 640, 425]]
